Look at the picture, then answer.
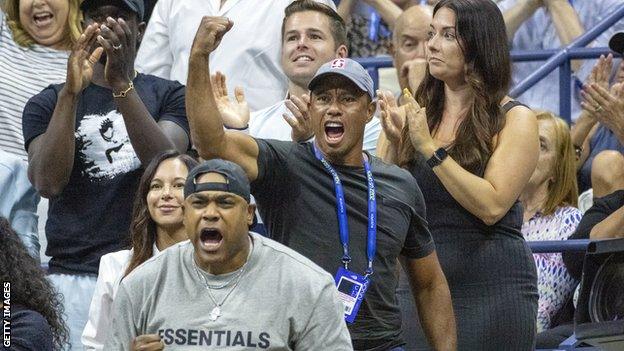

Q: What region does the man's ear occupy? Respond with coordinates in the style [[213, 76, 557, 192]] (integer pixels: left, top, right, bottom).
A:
[[336, 44, 348, 59], [366, 99, 376, 123], [247, 203, 256, 226], [137, 22, 146, 44], [389, 41, 396, 56]]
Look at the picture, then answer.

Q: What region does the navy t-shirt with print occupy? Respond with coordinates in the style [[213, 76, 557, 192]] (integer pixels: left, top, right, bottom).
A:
[[22, 74, 189, 275]]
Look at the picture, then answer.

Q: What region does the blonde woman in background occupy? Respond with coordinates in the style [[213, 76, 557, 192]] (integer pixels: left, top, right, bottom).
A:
[[1, 0, 82, 159], [520, 111, 583, 332]]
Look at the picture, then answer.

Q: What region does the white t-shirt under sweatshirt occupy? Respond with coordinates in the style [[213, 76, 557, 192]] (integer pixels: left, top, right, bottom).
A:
[[82, 244, 161, 350], [103, 233, 353, 350]]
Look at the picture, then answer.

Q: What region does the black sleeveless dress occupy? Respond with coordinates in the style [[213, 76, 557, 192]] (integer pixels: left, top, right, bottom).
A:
[[401, 101, 538, 350]]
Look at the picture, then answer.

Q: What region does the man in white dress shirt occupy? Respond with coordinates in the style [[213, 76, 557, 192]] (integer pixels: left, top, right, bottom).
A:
[[135, 0, 335, 111]]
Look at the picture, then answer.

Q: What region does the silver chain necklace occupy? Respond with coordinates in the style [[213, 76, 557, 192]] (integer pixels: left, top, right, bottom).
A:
[[191, 239, 251, 321]]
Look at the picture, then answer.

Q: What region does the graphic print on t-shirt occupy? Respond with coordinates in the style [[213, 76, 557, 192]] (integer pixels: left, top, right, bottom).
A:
[[75, 110, 140, 180]]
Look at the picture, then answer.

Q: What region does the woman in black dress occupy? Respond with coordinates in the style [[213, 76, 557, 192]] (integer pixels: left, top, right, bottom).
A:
[[380, 0, 539, 349]]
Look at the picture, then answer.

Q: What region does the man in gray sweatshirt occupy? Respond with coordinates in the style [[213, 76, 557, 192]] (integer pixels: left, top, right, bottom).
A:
[[104, 159, 352, 350]]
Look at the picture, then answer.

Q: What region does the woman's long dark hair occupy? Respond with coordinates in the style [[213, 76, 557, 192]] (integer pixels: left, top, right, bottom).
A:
[[123, 150, 198, 278], [399, 0, 511, 175], [0, 218, 69, 350]]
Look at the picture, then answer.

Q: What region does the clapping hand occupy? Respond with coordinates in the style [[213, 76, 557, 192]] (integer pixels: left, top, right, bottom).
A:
[[587, 54, 612, 91], [402, 89, 435, 156], [582, 82, 624, 137], [64, 24, 103, 95], [191, 16, 233, 57], [581, 54, 612, 118], [615, 59, 624, 84], [284, 94, 314, 142], [97, 17, 136, 90], [581, 53, 624, 137], [378, 90, 406, 144], [211, 71, 249, 129]]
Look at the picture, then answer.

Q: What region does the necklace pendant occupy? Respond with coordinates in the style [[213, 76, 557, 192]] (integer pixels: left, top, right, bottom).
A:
[[208, 306, 221, 321]]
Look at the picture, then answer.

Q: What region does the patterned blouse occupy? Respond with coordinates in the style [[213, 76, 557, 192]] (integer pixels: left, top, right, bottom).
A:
[[521, 206, 583, 332]]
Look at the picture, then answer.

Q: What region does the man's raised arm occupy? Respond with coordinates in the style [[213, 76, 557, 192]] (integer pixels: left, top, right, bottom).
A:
[[186, 16, 260, 181]]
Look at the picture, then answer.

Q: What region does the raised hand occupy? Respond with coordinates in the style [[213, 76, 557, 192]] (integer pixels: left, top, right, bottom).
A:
[[583, 82, 624, 136], [131, 334, 164, 351], [97, 17, 136, 90], [284, 94, 314, 142], [615, 60, 624, 84], [402, 89, 434, 155], [190, 16, 233, 57], [586, 54, 612, 91], [212, 71, 249, 129], [378, 90, 406, 144], [64, 24, 103, 95]]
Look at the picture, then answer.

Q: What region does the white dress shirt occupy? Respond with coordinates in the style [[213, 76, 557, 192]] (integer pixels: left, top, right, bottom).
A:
[[135, 0, 335, 111], [250, 99, 383, 155], [497, 0, 624, 120], [81, 243, 165, 350]]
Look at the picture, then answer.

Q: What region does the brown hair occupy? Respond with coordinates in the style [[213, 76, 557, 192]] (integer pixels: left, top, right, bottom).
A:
[[123, 150, 198, 278], [535, 111, 579, 215], [5, 0, 82, 49], [281, 0, 347, 49], [398, 0, 511, 175]]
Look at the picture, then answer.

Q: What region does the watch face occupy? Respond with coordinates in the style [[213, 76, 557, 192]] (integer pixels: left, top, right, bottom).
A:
[[436, 148, 448, 159], [427, 148, 447, 168]]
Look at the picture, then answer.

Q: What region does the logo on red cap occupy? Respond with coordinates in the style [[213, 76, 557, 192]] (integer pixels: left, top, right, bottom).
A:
[[330, 59, 346, 69]]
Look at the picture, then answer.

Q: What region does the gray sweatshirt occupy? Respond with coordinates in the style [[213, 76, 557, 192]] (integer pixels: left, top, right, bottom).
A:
[[103, 233, 353, 350]]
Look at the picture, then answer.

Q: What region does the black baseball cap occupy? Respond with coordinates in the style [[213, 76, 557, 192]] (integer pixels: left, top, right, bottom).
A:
[[184, 159, 251, 203], [609, 32, 624, 55], [80, 0, 145, 21]]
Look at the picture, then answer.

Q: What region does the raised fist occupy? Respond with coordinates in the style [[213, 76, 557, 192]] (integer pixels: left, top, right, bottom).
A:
[[190, 16, 233, 56]]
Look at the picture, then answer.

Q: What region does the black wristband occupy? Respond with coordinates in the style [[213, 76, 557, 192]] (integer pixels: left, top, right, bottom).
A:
[[426, 147, 448, 168]]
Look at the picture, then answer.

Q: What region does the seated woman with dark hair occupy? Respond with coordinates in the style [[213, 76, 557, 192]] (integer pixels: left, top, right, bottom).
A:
[[0, 217, 69, 351], [520, 111, 583, 332], [81, 150, 198, 350]]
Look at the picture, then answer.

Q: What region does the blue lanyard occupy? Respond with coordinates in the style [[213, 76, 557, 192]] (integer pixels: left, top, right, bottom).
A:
[[313, 144, 377, 277]]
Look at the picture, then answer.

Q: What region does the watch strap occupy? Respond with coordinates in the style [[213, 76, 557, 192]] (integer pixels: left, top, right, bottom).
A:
[[426, 147, 448, 168]]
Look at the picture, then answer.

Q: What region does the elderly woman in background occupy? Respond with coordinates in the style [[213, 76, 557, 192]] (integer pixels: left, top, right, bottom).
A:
[[1, 0, 81, 159], [520, 111, 583, 332]]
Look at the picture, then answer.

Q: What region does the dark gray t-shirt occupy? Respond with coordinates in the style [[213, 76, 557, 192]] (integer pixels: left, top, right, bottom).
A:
[[251, 140, 435, 351]]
